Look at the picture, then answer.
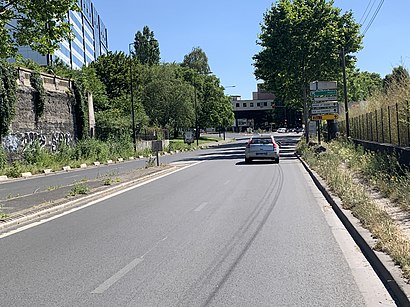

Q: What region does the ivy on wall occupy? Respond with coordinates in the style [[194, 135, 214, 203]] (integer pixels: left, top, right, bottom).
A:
[[73, 79, 89, 140], [0, 61, 17, 139], [30, 70, 46, 124]]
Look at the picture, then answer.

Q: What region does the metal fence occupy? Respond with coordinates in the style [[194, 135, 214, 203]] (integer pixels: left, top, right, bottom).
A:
[[339, 101, 410, 148]]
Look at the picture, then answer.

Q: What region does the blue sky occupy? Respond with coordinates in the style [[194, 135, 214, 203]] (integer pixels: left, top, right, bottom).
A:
[[95, 0, 410, 100]]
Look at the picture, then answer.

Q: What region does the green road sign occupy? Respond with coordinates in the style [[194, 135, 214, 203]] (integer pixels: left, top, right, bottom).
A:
[[311, 89, 337, 97]]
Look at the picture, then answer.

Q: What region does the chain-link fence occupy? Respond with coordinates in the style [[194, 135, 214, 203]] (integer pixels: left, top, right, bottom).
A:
[[339, 101, 410, 147]]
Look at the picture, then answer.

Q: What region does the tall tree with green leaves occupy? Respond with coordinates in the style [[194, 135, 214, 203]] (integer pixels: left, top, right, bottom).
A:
[[133, 26, 160, 65], [181, 47, 211, 75], [141, 64, 194, 131], [347, 69, 382, 102], [0, 0, 79, 59], [253, 0, 362, 108], [383, 65, 410, 91], [90, 51, 148, 132], [198, 75, 234, 130]]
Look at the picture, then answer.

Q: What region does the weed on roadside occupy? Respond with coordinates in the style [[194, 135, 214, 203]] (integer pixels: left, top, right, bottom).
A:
[[0, 204, 9, 220], [145, 156, 156, 168], [47, 185, 62, 191], [67, 183, 89, 197], [103, 177, 121, 185], [299, 138, 410, 281]]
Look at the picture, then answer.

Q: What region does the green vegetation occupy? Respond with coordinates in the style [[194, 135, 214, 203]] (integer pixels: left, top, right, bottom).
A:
[[0, 61, 17, 138], [167, 136, 221, 152], [68, 182, 89, 197], [133, 25, 160, 66], [298, 139, 410, 279], [0, 0, 79, 59], [0, 204, 8, 220], [254, 0, 362, 109], [30, 70, 46, 122], [0, 138, 138, 177]]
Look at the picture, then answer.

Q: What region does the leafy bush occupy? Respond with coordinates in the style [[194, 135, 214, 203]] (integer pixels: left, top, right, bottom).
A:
[[74, 138, 109, 162]]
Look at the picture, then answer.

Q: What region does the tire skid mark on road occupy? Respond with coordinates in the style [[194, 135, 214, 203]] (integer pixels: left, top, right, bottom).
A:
[[178, 165, 285, 306]]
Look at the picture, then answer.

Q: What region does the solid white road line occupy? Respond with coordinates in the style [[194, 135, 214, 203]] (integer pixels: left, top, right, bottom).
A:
[[0, 162, 203, 240], [92, 236, 168, 294], [91, 257, 144, 294], [194, 202, 209, 212]]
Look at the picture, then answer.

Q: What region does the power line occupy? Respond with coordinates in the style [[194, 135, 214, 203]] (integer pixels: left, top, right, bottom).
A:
[[359, 0, 374, 25], [362, 0, 385, 36]]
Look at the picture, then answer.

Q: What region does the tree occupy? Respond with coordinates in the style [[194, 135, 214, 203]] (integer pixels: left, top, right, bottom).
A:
[[181, 47, 211, 75], [253, 0, 362, 108], [133, 26, 160, 65], [0, 0, 79, 59], [198, 75, 234, 130], [141, 64, 194, 132], [90, 51, 148, 133], [347, 69, 382, 102], [90, 51, 130, 102], [383, 65, 410, 91]]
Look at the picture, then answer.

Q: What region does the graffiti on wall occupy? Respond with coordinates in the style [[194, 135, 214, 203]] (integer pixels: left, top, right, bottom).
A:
[[2, 131, 73, 152]]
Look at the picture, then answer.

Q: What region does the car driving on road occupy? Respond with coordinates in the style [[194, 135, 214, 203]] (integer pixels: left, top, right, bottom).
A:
[[245, 134, 280, 163]]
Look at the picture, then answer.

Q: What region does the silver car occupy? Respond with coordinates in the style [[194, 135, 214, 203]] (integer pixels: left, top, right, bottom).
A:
[[244, 135, 280, 163]]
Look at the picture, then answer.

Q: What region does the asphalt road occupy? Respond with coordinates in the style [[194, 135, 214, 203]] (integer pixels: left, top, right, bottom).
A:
[[0, 133, 394, 306]]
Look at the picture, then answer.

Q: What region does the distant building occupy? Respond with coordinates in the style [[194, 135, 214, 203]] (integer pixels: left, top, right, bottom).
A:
[[231, 84, 276, 132], [15, 0, 108, 69]]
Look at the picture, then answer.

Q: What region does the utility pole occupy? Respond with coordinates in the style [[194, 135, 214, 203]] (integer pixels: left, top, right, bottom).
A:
[[342, 46, 350, 138], [129, 43, 137, 151]]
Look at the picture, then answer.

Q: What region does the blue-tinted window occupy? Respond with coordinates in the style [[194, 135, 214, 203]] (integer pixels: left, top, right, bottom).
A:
[[85, 55, 93, 65], [70, 11, 82, 30], [72, 55, 84, 68], [84, 25, 93, 43], [72, 41, 84, 56], [85, 43, 94, 56], [59, 44, 71, 58]]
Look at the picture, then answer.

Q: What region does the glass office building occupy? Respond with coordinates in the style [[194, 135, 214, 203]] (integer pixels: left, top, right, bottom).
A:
[[17, 0, 108, 69]]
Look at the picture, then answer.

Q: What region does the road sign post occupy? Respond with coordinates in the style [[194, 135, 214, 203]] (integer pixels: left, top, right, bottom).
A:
[[310, 81, 339, 141]]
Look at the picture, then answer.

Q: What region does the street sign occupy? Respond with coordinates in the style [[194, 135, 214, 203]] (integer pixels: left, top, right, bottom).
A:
[[311, 89, 337, 97], [311, 108, 339, 115], [311, 101, 339, 115], [310, 81, 337, 91], [311, 114, 338, 120], [313, 96, 338, 102], [312, 101, 338, 108]]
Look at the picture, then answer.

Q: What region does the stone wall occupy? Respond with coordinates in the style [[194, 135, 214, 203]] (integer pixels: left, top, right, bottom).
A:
[[2, 68, 77, 154]]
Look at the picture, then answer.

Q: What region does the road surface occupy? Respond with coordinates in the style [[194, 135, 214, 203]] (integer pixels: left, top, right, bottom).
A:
[[0, 134, 394, 306]]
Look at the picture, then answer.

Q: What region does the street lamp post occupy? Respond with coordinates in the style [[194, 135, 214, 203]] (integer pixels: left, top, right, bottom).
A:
[[129, 43, 137, 152], [194, 86, 199, 146], [222, 85, 236, 140]]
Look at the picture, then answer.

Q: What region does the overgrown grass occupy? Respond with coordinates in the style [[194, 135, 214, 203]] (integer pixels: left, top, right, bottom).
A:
[[298, 139, 410, 280], [0, 135, 224, 178], [0, 137, 149, 178], [167, 136, 222, 152]]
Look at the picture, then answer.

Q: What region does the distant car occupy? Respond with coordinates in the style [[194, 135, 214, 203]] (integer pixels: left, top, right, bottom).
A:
[[277, 128, 287, 133], [295, 127, 304, 133], [245, 134, 280, 163]]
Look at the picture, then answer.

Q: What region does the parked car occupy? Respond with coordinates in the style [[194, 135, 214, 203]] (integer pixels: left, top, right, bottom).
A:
[[277, 127, 287, 133], [245, 134, 280, 163]]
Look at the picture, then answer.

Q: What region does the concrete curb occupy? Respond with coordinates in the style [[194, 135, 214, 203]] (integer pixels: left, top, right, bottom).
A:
[[297, 154, 410, 306], [0, 166, 177, 232]]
